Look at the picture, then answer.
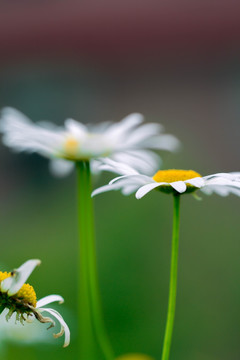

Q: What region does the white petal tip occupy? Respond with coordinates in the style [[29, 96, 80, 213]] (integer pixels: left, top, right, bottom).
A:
[[135, 192, 144, 200], [171, 181, 187, 193], [37, 295, 65, 308], [23, 259, 41, 267], [6, 259, 42, 296]]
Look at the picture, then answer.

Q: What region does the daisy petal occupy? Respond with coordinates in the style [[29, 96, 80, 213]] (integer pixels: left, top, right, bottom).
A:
[[111, 150, 160, 175], [106, 113, 144, 139], [203, 173, 240, 180], [110, 174, 151, 185], [143, 134, 181, 151], [201, 186, 228, 196], [98, 158, 140, 176], [92, 184, 121, 197], [39, 308, 70, 347], [0, 108, 64, 157], [186, 177, 205, 188], [0, 277, 14, 294], [49, 159, 74, 177], [3, 259, 41, 296], [122, 184, 142, 195], [123, 123, 163, 146], [136, 182, 163, 199], [204, 177, 240, 187], [0, 107, 31, 128], [201, 185, 240, 197], [170, 181, 187, 193], [109, 175, 131, 184], [115, 113, 144, 131], [37, 295, 64, 308], [64, 118, 87, 137]]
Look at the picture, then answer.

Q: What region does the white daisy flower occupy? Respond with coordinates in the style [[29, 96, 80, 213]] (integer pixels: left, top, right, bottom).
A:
[[92, 160, 240, 199], [0, 107, 180, 177], [0, 259, 70, 347]]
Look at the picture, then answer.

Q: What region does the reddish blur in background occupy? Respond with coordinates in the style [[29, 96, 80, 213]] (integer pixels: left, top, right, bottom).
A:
[[1, 1, 240, 65], [1, 2, 240, 360]]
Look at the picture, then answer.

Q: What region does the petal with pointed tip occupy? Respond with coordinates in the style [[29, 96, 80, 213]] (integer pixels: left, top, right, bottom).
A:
[[136, 182, 163, 199], [37, 295, 64, 308], [170, 181, 187, 193], [39, 308, 70, 347], [4, 259, 41, 296], [186, 177, 205, 188]]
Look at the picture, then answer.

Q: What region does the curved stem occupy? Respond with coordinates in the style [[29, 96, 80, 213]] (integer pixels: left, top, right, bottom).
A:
[[161, 194, 181, 360], [77, 161, 114, 360]]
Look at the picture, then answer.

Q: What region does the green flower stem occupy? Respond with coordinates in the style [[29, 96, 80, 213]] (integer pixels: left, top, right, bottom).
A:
[[161, 194, 181, 360], [77, 161, 114, 360], [77, 161, 96, 359]]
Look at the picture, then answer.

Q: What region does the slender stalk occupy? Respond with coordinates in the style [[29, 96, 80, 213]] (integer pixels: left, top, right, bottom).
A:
[[161, 194, 181, 360], [77, 161, 114, 360], [77, 161, 96, 359]]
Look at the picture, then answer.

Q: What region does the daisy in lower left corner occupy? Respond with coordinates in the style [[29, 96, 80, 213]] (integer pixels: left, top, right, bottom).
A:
[[0, 259, 70, 347]]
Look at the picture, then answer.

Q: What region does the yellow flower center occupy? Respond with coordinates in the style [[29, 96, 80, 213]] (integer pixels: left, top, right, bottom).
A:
[[64, 136, 79, 157], [17, 284, 37, 308], [0, 271, 37, 307], [151, 169, 202, 195], [152, 169, 201, 183]]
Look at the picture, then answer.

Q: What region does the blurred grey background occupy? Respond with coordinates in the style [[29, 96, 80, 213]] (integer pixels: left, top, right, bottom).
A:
[[0, 1, 240, 359]]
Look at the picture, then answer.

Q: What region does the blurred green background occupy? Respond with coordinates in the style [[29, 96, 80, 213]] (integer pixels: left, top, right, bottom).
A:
[[1, 1, 240, 359]]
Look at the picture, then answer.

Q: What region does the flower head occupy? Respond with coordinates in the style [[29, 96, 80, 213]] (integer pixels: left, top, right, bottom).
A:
[[0, 259, 70, 347], [92, 160, 240, 199], [0, 108, 180, 177]]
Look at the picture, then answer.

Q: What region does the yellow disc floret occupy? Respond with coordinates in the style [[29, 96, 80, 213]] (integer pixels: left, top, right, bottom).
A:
[[16, 283, 37, 307], [153, 169, 201, 183], [64, 136, 79, 157], [152, 169, 202, 195], [0, 271, 11, 283], [0, 271, 37, 307]]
